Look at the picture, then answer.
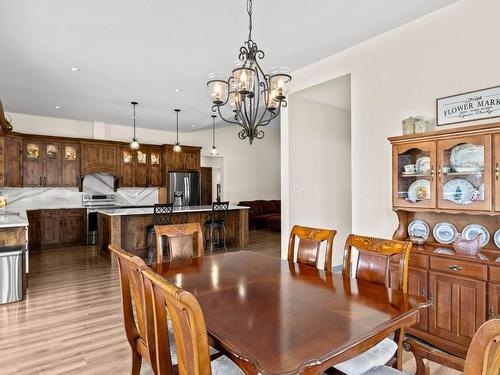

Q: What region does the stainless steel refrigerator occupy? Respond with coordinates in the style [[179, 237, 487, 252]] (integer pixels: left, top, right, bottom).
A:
[[168, 172, 200, 206]]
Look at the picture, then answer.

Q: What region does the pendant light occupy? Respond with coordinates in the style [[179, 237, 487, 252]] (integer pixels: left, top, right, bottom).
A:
[[210, 115, 218, 155], [173, 109, 182, 152], [129, 101, 140, 150]]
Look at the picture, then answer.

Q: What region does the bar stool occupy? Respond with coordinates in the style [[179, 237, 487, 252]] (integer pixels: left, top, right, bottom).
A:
[[204, 201, 229, 253], [146, 203, 173, 262]]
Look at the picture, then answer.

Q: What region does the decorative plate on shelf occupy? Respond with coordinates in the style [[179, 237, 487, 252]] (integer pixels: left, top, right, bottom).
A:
[[462, 224, 490, 247], [450, 143, 484, 173], [416, 156, 431, 174], [433, 222, 458, 244], [407, 179, 431, 202], [408, 220, 430, 240], [433, 248, 455, 255], [443, 178, 476, 205], [494, 229, 500, 249]]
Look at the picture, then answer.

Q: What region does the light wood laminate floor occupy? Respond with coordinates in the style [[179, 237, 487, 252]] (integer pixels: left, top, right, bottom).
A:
[[0, 229, 458, 375]]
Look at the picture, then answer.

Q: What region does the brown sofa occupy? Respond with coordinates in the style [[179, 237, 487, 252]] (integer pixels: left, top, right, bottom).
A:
[[238, 200, 281, 231]]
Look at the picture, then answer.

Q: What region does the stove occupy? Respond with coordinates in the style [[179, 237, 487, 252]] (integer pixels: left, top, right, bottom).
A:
[[83, 194, 120, 245]]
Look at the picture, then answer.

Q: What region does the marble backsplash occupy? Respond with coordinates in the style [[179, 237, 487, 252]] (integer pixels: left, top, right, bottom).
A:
[[0, 173, 159, 212]]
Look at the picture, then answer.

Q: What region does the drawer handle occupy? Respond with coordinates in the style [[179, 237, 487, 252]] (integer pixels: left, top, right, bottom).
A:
[[448, 264, 463, 272]]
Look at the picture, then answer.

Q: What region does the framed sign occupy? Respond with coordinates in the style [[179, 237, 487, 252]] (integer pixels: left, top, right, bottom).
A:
[[436, 85, 500, 126]]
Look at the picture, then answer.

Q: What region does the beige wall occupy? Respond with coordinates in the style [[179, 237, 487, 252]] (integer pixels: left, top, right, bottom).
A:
[[282, 0, 500, 252], [288, 97, 351, 266], [7, 112, 281, 204]]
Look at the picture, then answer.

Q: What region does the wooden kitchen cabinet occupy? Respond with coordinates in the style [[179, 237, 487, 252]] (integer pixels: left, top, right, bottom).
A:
[[165, 145, 201, 172], [201, 166, 213, 205], [27, 210, 41, 248], [135, 149, 148, 187], [4, 135, 23, 186], [23, 139, 43, 186], [38, 209, 85, 246], [43, 142, 61, 186], [61, 143, 80, 187], [80, 141, 118, 175], [494, 133, 500, 211], [149, 147, 162, 186], [428, 271, 486, 347], [120, 148, 135, 186]]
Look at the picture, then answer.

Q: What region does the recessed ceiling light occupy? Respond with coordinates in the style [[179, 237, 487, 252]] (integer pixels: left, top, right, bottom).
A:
[[175, 88, 183, 93], [191, 124, 196, 128], [53, 105, 61, 109], [69, 67, 80, 72]]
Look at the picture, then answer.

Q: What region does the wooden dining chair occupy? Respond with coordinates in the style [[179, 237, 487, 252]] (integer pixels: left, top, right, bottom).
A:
[[287, 225, 337, 271], [109, 244, 156, 375], [363, 316, 500, 375], [154, 222, 204, 264], [141, 267, 243, 375], [330, 234, 413, 375]]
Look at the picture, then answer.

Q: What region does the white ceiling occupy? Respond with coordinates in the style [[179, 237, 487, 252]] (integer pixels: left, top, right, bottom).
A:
[[295, 74, 351, 110], [0, 0, 457, 132]]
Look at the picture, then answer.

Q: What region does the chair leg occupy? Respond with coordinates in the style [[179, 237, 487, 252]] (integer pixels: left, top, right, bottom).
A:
[[131, 349, 142, 375], [209, 226, 214, 253], [146, 232, 154, 262], [393, 328, 405, 371]]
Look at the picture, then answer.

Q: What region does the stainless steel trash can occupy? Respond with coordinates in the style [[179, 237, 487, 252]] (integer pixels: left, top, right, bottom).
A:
[[0, 246, 23, 304]]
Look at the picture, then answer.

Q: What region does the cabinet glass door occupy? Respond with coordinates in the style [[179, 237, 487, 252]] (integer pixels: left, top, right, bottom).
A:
[[393, 142, 436, 208], [150, 151, 160, 165], [25, 142, 41, 160], [437, 134, 491, 211], [64, 145, 77, 161], [123, 150, 133, 164], [137, 150, 147, 164], [46, 144, 59, 160]]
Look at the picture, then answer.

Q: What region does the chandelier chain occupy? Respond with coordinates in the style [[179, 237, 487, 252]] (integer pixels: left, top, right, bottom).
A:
[[247, 0, 253, 41]]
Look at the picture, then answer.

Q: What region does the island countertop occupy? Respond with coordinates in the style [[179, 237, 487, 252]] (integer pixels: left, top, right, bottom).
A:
[[97, 205, 249, 216]]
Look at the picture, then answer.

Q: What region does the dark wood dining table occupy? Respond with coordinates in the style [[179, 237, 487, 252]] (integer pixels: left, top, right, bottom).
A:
[[150, 251, 429, 375]]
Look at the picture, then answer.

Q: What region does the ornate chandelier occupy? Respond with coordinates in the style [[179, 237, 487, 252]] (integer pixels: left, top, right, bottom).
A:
[[207, 0, 291, 144]]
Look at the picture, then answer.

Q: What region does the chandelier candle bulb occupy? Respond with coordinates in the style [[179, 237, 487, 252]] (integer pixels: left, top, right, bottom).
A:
[[206, 0, 291, 144]]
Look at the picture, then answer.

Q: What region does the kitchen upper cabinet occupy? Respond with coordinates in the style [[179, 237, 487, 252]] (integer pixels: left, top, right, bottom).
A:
[[4, 135, 23, 187], [119, 147, 161, 187], [23, 140, 43, 186], [43, 142, 61, 186], [135, 149, 148, 187], [428, 271, 486, 347], [61, 143, 80, 187], [149, 148, 162, 186], [120, 148, 135, 187], [165, 145, 201, 172], [437, 134, 491, 211], [81, 141, 118, 175]]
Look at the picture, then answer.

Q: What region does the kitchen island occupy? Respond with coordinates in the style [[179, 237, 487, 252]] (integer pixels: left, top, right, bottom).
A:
[[97, 205, 249, 260]]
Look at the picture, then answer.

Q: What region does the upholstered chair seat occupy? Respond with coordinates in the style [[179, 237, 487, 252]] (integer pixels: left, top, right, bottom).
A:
[[361, 365, 410, 375], [334, 338, 397, 375]]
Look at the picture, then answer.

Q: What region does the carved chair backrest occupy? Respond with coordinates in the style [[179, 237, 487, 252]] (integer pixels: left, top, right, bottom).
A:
[[287, 225, 337, 271], [154, 223, 204, 264], [342, 234, 412, 293], [109, 244, 156, 372], [141, 267, 213, 375], [464, 316, 500, 375]]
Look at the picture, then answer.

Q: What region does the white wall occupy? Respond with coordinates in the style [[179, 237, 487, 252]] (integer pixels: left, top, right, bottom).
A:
[[288, 97, 351, 266], [282, 0, 500, 251], [7, 112, 281, 204]]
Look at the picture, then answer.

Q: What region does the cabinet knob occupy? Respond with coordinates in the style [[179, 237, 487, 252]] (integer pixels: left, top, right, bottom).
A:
[[448, 264, 463, 272], [430, 169, 435, 181], [428, 291, 434, 302], [496, 163, 499, 181]]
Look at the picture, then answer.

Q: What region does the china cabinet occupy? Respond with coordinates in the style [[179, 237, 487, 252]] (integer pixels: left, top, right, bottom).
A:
[[389, 122, 500, 358]]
